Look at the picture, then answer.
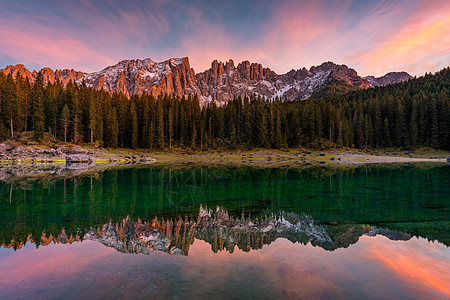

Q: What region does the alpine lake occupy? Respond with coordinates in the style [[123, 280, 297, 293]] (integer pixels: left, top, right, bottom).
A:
[[0, 162, 449, 299]]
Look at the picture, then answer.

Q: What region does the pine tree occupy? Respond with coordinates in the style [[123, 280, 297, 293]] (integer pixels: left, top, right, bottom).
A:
[[32, 73, 45, 140], [430, 96, 439, 148], [168, 106, 173, 149], [409, 99, 418, 149], [372, 98, 382, 147], [157, 98, 164, 148], [273, 105, 283, 148], [417, 93, 427, 145], [104, 105, 118, 148], [337, 121, 343, 148], [61, 104, 70, 143], [383, 118, 391, 147], [437, 88, 450, 149], [141, 98, 153, 149], [0, 62, 448, 151], [87, 92, 96, 143], [393, 97, 406, 147], [129, 101, 138, 149], [353, 105, 364, 148], [2, 74, 18, 138]]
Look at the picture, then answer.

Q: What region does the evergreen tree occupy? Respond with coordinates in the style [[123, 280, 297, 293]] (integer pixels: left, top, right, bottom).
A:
[[409, 99, 419, 149], [168, 106, 173, 149], [104, 105, 118, 148], [129, 101, 138, 149], [157, 97, 164, 148], [1, 64, 448, 151], [61, 104, 70, 143], [32, 73, 45, 140], [2, 74, 18, 138], [383, 118, 391, 147], [429, 96, 439, 148]]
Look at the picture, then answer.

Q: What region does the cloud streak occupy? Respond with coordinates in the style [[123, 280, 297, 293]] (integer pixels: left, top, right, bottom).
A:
[[345, 0, 450, 75], [0, 25, 115, 71], [0, 0, 448, 76]]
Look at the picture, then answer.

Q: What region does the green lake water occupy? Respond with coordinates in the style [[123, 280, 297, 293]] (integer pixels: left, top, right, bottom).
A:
[[0, 164, 449, 299]]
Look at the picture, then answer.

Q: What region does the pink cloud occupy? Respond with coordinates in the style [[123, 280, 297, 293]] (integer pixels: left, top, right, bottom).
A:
[[63, 0, 170, 43], [250, 0, 354, 72], [0, 1, 171, 71], [343, 0, 450, 76], [173, 7, 254, 72], [365, 237, 450, 297], [247, 0, 450, 76], [0, 26, 115, 71], [0, 241, 113, 289], [1, 0, 448, 76], [176, 0, 354, 73]]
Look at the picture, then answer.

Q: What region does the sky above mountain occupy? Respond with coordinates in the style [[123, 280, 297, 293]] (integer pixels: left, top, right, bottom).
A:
[[1, 0, 449, 76]]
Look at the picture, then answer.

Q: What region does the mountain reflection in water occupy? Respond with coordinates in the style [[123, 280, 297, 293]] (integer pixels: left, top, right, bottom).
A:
[[3, 206, 415, 255], [1, 164, 449, 252], [0, 164, 449, 300]]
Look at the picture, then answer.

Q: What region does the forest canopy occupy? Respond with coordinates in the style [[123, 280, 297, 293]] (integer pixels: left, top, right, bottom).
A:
[[0, 67, 449, 150]]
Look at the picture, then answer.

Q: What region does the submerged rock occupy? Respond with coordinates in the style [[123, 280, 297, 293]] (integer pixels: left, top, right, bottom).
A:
[[10, 146, 25, 155], [57, 145, 89, 155], [0, 143, 15, 153], [140, 156, 156, 162], [66, 154, 94, 163], [37, 148, 59, 156]]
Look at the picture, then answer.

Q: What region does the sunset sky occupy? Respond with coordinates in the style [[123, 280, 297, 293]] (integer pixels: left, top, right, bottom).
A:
[[1, 0, 449, 76]]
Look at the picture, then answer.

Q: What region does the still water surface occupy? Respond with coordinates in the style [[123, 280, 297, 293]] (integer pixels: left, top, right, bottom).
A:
[[0, 164, 449, 299]]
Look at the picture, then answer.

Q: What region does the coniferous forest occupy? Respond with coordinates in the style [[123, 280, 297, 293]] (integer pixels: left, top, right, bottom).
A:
[[0, 68, 449, 150]]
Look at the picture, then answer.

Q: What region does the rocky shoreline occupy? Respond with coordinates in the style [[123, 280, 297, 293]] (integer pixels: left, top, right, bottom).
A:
[[0, 142, 156, 181], [1, 142, 448, 182], [0, 143, 155, 164]]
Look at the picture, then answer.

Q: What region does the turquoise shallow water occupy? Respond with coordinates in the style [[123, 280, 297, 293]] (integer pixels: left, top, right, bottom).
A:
[[0, 164, 449, 299]]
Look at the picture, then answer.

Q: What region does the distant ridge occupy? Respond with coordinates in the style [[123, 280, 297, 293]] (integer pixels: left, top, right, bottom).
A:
[[363, 72, 413, 87]]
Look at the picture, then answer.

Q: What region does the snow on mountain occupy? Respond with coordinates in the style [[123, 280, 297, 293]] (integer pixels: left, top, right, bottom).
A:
[[195, 60, 367, 103], [78, 57, 199, 98]]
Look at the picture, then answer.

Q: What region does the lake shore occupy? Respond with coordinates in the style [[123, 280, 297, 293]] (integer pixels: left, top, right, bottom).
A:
[[1, 142, 448, 182], [1, 142, 448, 166], [149, 149, 449, 166]]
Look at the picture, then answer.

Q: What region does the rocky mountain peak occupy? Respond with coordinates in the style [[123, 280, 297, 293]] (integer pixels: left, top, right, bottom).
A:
[[1, 57, 412, 103], [310, 61, 339, 72], [225, 59, 235, 71], [1, 64, 85, 86], [2, 64, 34, 81], [81, 57, 198, 98]]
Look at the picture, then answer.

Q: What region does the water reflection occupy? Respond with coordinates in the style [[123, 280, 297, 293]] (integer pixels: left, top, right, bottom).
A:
[[1, 164, 449, 252], [3, 206, 416, 255], [0, 164, 449, 299], [1, 233, 448, 299]]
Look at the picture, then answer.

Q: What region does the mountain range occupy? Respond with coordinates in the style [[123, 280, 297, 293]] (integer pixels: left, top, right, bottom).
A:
[[1, 57, 412, 104]]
